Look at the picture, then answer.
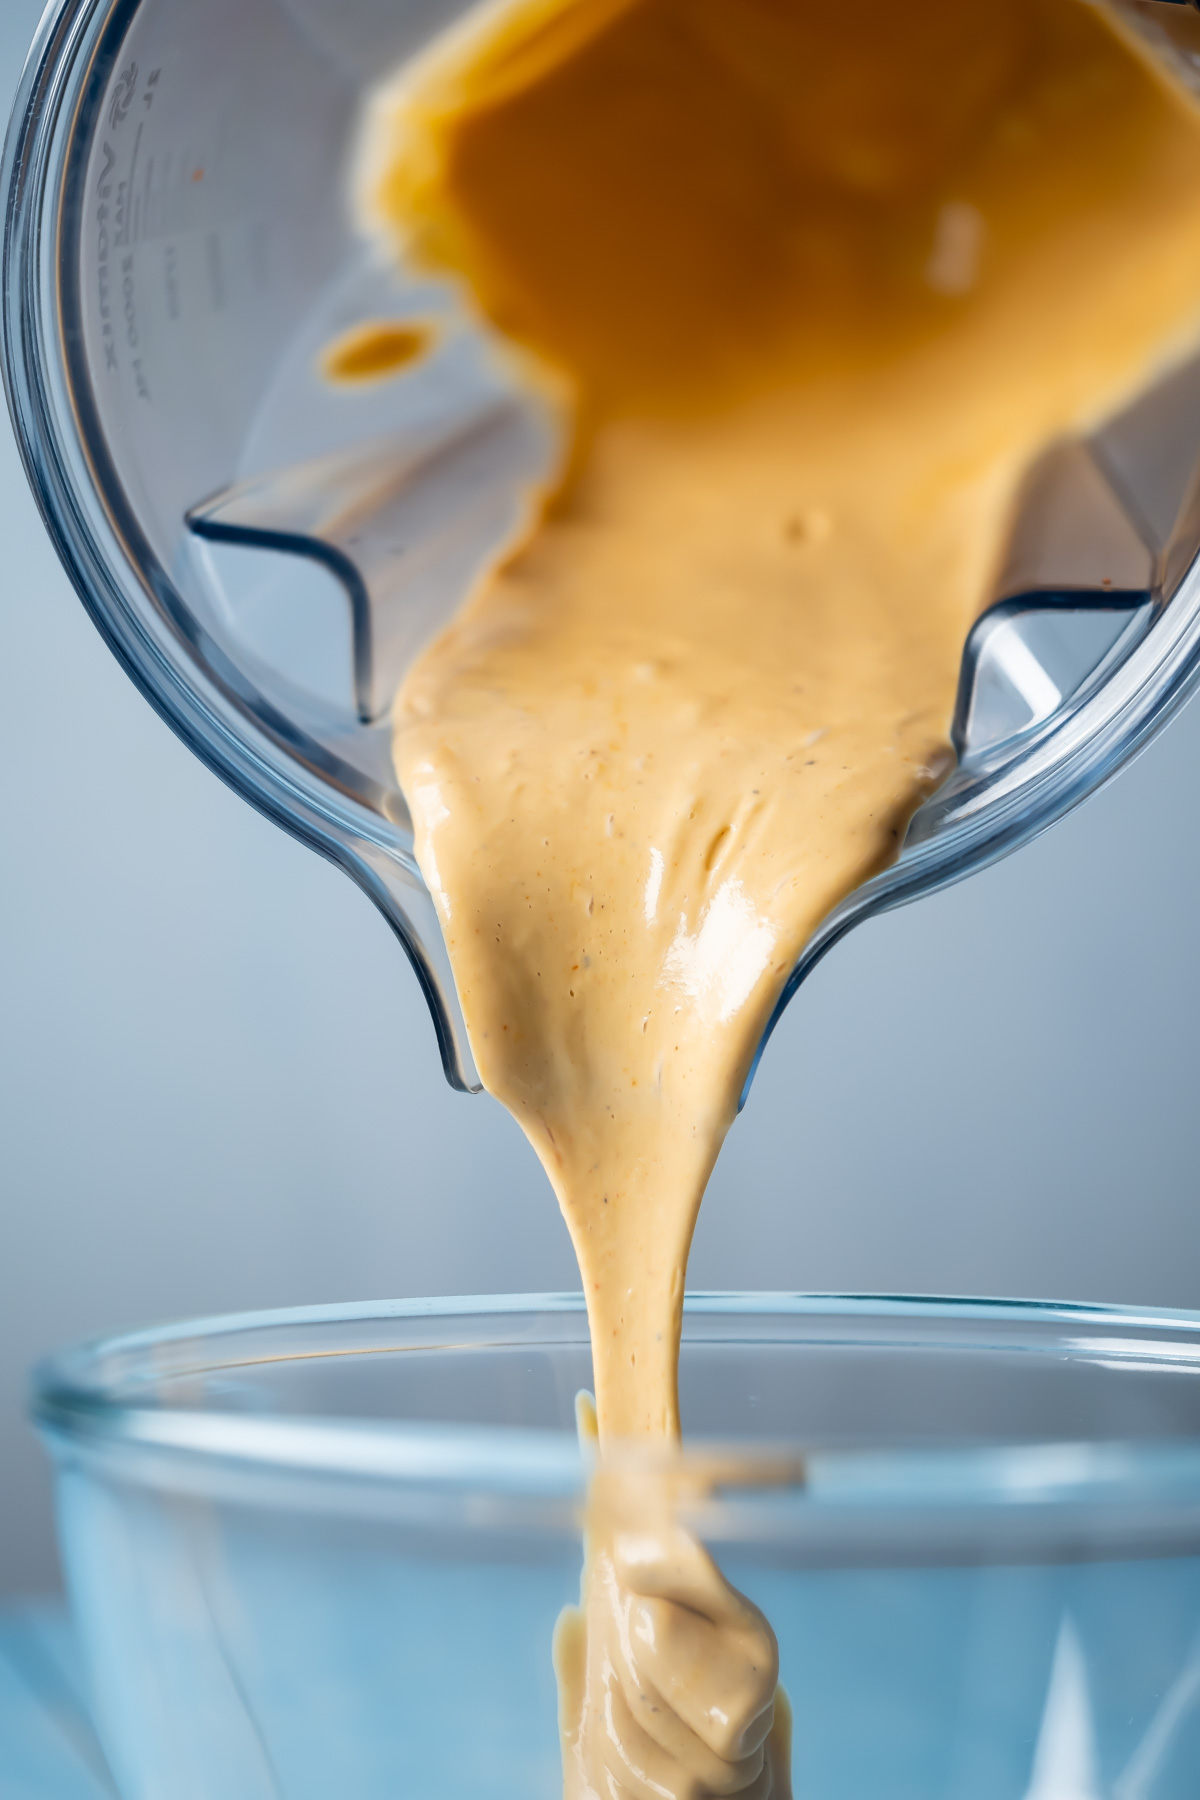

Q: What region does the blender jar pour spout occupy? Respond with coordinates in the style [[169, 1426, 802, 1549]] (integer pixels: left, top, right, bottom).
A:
[[11, 0, 1200, 1105], [179, 323, 1200, 1107]]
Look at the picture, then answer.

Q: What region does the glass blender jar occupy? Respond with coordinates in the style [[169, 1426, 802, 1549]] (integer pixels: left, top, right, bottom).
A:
[[7, 0, 1200, 1096]]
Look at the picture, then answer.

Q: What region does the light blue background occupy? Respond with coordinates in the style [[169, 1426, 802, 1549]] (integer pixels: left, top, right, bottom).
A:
[[4, 0, 1200, 1599]]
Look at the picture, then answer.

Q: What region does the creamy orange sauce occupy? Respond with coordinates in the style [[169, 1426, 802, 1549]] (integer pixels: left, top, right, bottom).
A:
[[368, 0, 1200, 1437], [361, 1, 1200, 1792]]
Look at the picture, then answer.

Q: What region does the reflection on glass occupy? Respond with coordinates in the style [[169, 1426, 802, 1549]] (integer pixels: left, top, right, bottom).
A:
[[556, 1405, 793, 1800]]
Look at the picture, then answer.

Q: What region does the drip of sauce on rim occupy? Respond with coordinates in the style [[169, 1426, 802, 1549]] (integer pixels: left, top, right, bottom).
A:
[[363, 2, 1200, 1791], [321, 318, 435, 383]]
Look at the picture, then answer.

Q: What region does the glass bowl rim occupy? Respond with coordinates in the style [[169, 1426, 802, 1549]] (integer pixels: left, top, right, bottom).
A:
[[31, 1294, 1200, 1554], [29, 1291, 1200, 1475], [36, 1286, 1200, 1400]]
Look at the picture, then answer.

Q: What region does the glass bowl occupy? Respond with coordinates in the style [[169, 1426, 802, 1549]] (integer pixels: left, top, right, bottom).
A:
[[33, 1293, 1200, 1800]]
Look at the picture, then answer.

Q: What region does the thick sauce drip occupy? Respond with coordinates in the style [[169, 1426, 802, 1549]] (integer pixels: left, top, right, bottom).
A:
[[365, 8, 1200, 1792], [368, 0, 1200, 1447]]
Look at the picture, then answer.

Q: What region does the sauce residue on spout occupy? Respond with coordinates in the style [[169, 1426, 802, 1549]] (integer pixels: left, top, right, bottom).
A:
[[362, 0, 1200, 1790]]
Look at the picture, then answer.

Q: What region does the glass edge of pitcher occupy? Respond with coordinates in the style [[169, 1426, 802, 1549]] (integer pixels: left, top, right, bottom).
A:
[[0, 0, 486, 1093]]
